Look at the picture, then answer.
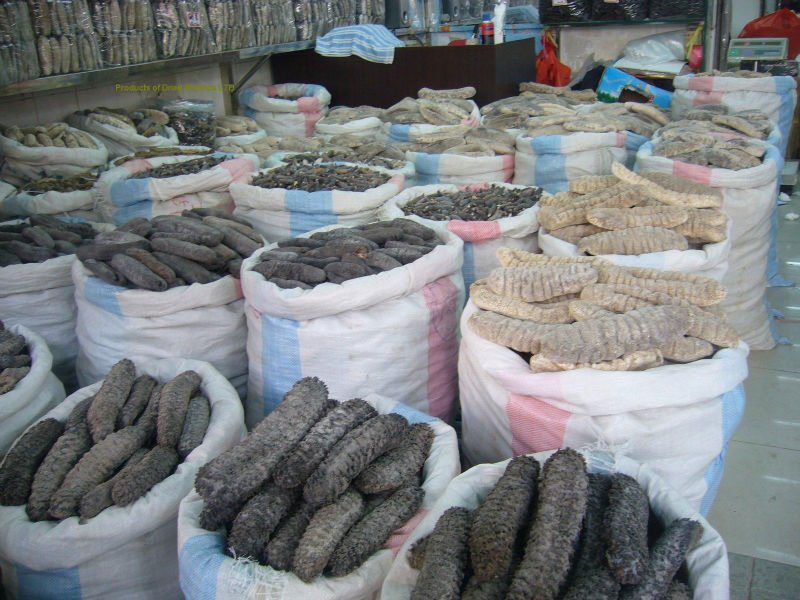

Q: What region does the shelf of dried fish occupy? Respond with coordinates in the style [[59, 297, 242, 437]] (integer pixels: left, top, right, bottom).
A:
[[381, 183, 543, 290], [230, 161, 406, 242], [178, 376, 460, 600], [383, 87, 481, 146], [381, 449, 730, 599], [0, 0, 40, 85], [238, 83, 332, 138], [251, 0, 297, 47], [27, 0, 102, 77], [0, 357, 243, 599], [537, 168, 731, 281], [151, 0, 213, 59], [67, 106, 178, 158], [457, 249, 749, 509], [93, 0, 158, 67]]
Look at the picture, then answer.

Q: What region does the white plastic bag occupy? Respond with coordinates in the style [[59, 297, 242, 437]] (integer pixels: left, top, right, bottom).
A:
[[67, 112, 179, 159], [381, 184, 540, 291], [381, 450, 730, 600], [177, 393, 461, 600], [0, 358, 244, 600], [457, 300, 749, 512], [0, 324, 65, 456], [405, 151, 515, 185], [241, 220, 465, 428], [72, 261, 248, 395]]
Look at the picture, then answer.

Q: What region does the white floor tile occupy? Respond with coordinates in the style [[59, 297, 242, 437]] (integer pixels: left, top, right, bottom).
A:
[[738, 369, 800, 451], [707, 441, 800, 567], [766, 287, 800, 320], [749, 322, 800, 373]]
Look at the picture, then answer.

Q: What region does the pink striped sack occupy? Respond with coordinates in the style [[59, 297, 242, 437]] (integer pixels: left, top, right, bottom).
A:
[[177, 394, 460, 600], [457, 301, 749, 513], [381, 184, 540, 292], [241, 220, 465, 429], [239, 83, 332, 138], [381, 450, 730, 600], [404, 151, 515, 186], [635, 141, 783, 350]]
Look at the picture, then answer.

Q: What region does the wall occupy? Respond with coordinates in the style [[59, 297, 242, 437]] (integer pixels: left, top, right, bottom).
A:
[[730, 0, 761, 38]]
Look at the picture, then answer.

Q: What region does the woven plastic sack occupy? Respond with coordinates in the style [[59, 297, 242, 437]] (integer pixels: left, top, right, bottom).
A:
[[0, 188, 102, 223], [315, 115, 385, 140], [458, 300, 749, 513], [405, 151, 515, 186], [241, 219, 464, 428], [0, 358, 244, 600], [239, 83, 331, 138], [177, 394, 460, 600], [384, 102, 481, 144], [67, 112, 180, 159], [381, 450, 730, 599]]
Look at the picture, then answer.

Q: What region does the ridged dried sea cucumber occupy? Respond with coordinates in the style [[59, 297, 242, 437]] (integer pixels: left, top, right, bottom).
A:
[[328, 485, 425, 576], [303, 413, 409, 506], [572, 473, 612, 573], [611, 163, 723, 209], [620, 518, 703, 600], [561, 567, 621, 600], [111, 445, 179, 506], [0, 419, 64, 506], [487, 265, 598, 303], [470, 282, 573, 324], [495, 247, 606, 269], [78, 447, 148, 520], [273, 399, 378, 490], [468, 309, 561, 354], [410, 507, 471, 600], [293, 488, 366, 582], [156, 370, 202, 448], [529, 349, 664, 373], [505, 448, 589, 600], [567, 301, 615, 321], [537, 186, 644, 231], [226, 482, 298, 561], [195, 377, 330, 531], [673, 208, 728, 243], [596, 265, 725, 307], [116, 375, 158, 429], [579, 284, 655, 313], [86, 358, 137, 444], [177, 395, 211, 459], [354, 423, 434, 495], [586, 206, 689, 230], [660, 337, 715, 362], [469, 455, 540, 582], [266, 501, 316, 571], [687, 307, 739, 347], [48, 424, 149, 519], [549, 224, 606, 245], [569, 175, 620, 194], [605, 473, 650, 585], [578, 226, 689, 256]]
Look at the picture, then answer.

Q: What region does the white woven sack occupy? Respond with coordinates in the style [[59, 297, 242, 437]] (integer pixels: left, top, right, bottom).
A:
[[214, 129, 267, 149], [0, 127, 108, 168], [241, 219, 465, 428], [231, 165, 405, 242], [0, 358, 244, 600], [405, 151, 515, 186], [0, 324, 65, 456], [457, 300, 749, 513], [238, 83, 332, 114], [264, 153, 416, 182], [0, 181, 15, 206], [538, 220, 732, 281], [381, 450, 730, 600], [72, 261, 248, 395], [1, 189, 100, 222], [381, 184, 540, 291], [1, 159, 95, 187], [384, 102, 482, 144], [242, 109, 328, 139], [635, 141, 782, 350], [67, 112, 179, 159], [177, 393, 461, 600], [315, 116, 385, 140]]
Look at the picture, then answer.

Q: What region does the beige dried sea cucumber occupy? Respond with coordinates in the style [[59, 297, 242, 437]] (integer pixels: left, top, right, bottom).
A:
[[673, 208, 728, 243], [530, 349, 664, 372], [578, 226, 689, 256], [580, 282, 697, 313], [487, 264, 598, 302], [687, 307, 740, 347], [538, 191, 579, 207], [626, 102, 669, 126], [596, 265, 726, 307], [569, 175, 620, 194], [468, 309, 561, 354], [538, 186, 645, 230], [568, 300, 615, 321], [586, 206, 689, 231], [418, 86, 476, 100], [659, 337, 715, 362], [653, 140, 708, 158], [549, 224, 606, 245], [470, 281, 573, 324], [712, 114, 768, 139], [496, 247, 606, 269], [611, 163, 722, 209]]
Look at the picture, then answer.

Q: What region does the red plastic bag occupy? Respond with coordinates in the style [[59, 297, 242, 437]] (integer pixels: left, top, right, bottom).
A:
[[536, 30, 571, 87], [739, 9, 800, 62]]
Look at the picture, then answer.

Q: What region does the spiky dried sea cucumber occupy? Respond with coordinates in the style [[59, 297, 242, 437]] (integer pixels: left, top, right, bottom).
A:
[[561, 567, 621, 600], [48, 424, 149, 519], [665, 580, 693, 600], [410, 506, 471, 600], [578, 226, 689, 256], [586, 206, 689, 231], [328, 485, 425, 576], [78, 447, 149, 520], [537, 306, 690, 364], [596, 265, 725, 307], [273, 399, 377, 490], [266, 501, 316, 571], [505, 448, 589, 600], [469, 455, 540, 582], [111, 445, 179, 507], [177, 395, 211, 459], [461, 577, 510, 600], [487, 265, 598, 303], [293, 488, 366, 582], [303, 413, 409, 506], [86, 358, 137, 444], [620, 518, 703, 600], [226, 482, 298, 561], [116, 375, 158, 429], [468, 309, 561, 354], [354, 423, 434, 495], [195, 377, 330, 531], [572, 473, 612, 573], [0, 419, 64, 506], [470, 282, 573, 324], [156, 370, 202, 448], [605, 473, 650, 585]]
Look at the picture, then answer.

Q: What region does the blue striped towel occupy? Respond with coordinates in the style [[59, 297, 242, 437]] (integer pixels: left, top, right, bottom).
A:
[[315, 25, 406, 64]]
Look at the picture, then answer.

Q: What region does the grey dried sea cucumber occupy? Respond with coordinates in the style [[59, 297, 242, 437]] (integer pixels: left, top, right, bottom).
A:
[[177, 395, 211, 459], [354, 423, 434, 495], [150, 237, 220, 266], [116, 375, 158, 429], [292, 488, 366, 583], [124, 247, 178, 285], [266, 501, 316, 571], [461, 577, 510, 600], [620, 518, 703, 600], [111, 445, 179, 506], [303, 413, 410, 506], [407, 533, 429, 570], [274, 399, 377, 489], [665, 580, 693, 599], [65, 396, 95, 430], [469, 455, 540, 583], [0, 367, 30, 393], [562, 567, 620, 600], [605, 473, 650, 585], [156, 370, 202, 448], [48, 424, 149, 519], [195, 377, 330, 531], [83, 259, 127, 286], [109, 254, 168, 291], [505, 448, 589, 600], [78, 447, 148, 520], [0, 419, 64, 506], [226, 482, 298, 561], [151, 215, 224, 242], [328, 485, 425, 577], [151, 251, 220, 285], [410, 506, 471, 600], [86, 358, 137, 444], [572, 473, 612, 574]]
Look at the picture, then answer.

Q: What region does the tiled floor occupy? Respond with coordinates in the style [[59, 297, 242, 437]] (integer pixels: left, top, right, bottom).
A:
[[708, 193, 800, 599]]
